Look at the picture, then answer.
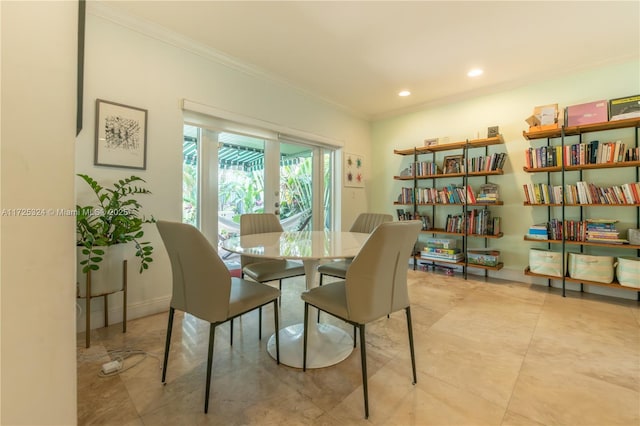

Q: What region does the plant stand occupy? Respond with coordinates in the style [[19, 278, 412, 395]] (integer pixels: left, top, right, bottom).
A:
[[82, 260, 128, 348]]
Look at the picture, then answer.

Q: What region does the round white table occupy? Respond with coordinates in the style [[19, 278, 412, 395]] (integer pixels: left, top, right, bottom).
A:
[[222, 230, 370, 368]]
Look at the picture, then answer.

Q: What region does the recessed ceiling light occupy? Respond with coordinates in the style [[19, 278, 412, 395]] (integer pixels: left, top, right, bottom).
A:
[[467, 68, 483, 77], [398, 90, 411, 97]]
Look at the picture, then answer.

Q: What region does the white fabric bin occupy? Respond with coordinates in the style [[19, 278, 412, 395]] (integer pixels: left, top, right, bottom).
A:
[[529, 249, 564, 277], [616, 257, 640, 288], [568, 253, 615, 284]]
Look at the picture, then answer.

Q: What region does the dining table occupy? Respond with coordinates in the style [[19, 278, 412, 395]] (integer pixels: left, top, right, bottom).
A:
[[221, 230, 371, 368]]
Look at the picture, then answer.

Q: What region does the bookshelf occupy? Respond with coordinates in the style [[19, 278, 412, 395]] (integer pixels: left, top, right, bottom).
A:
[[522, 118, 640, 298], [393, 135, 506, 277]]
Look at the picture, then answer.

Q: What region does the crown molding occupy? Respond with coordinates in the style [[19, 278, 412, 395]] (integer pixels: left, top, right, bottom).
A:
[[87, 2, 367, 121]]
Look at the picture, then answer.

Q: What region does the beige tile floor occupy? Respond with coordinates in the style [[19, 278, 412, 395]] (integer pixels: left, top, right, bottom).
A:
[[77, 270, 640, 425]]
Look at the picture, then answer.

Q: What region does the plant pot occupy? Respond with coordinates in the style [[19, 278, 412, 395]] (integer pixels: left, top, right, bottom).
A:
[[76, 244, 128, 297]]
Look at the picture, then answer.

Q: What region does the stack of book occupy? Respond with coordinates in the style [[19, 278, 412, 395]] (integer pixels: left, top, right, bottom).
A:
[[420, 238, 463, 263], [585, 219, 628, 244], [527, 224, 549, 240], [476, 183, 499, 203]]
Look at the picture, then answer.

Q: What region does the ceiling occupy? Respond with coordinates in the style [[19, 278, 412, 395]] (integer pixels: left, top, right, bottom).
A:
[[101, 1, 640, 120]]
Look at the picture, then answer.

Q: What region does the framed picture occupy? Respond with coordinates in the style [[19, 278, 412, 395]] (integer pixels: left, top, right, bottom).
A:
[[344, 152, 364, 187], [442, 154, 463, 174], [95, 99, 148, 169]]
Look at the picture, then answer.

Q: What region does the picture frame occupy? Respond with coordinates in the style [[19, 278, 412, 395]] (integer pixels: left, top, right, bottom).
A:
[[344, 152, 364, 187], [442, 154, 464, 174], [95, 99, 148, 170]]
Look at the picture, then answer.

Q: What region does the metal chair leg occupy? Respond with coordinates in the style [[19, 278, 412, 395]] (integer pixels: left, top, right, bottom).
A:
[[258, 307, 262, 340], [85, 271, 92, 348], [273, 300, 280, 364], [161, 307, 175, 383], [104, 294, 109, 327], [303, 303, 309, 371], [359, 324, 369, 419], [406, 307, 417, 385], [122, 259, 127, 333], [204, 323, 216, 414], [230, 318, 233, 345], [316, 275, 324, 323]]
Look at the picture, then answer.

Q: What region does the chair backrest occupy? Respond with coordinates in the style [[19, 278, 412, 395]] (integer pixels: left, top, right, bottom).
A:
[[157, 220, 231, 323], [349, 213, 394, 233], [345, 220, 422, 323], [240, 213, 284, 268]]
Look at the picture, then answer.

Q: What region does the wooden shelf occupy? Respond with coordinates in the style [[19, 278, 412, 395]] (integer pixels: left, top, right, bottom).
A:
[[524, 267, 640, 292], [468, 262, 504, 271], [523, 160, 640, 173], [416, 256, 504, 271], [416, 201, 504, 206], [468, 232, 503, 238], [419, 229, 502, 238], [522, 117, 640, 140], [393, 134, 504, 155], [420, 229, 463, 236], [395, 169, 504, 180], [523, 236, 640, 249], [524, 202, 640, 207]]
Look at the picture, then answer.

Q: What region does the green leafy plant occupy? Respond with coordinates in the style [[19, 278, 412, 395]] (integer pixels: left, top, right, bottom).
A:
[[76, 174, 155, 274]]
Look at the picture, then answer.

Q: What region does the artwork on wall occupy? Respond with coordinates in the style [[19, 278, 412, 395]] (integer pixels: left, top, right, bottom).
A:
[[95, 99, 148, 170], [344, 152, 364, 187]]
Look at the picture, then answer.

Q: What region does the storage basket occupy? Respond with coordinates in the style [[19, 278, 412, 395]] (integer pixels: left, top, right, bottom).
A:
[[616, 257, 640, 288], [529, 248, 564, 277], [568, 253, 615, 284]]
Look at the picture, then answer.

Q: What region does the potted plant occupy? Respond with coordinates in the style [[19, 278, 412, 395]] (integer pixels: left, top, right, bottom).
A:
[[76, 174, 155, 275]]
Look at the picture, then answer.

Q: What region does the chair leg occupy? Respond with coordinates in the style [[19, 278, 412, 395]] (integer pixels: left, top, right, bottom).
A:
[[122, 259, 127, 333], [359, 324, 369, 419], [85, 271, 91, 348], [302, 303, 309, 371], [278, 280, 282, 306], [204, 323, 216, 414], [161, 307, 175, 383], [316, 275, 330, 323], [230, 318, 233, 346], [258, 307, 262, 340], [104, 294, 109, 327], [353, 325, 357, 348], [273, 300, 280, 364], [405, 307, 417, 385], [317, 275, 323, 323]]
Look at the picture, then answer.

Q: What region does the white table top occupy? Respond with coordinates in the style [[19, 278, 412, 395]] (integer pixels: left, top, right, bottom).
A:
[[222, 230, 370, 260]]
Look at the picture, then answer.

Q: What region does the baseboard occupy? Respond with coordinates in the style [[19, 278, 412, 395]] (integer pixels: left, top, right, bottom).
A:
[[76, 294, 171, 332]]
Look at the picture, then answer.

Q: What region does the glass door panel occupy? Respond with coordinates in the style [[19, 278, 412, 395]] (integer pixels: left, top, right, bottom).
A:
[[217, 132, 266, 244], [279, 142, 313, 231]]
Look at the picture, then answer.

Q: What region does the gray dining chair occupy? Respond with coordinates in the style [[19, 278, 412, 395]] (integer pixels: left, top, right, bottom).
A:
[[317, 213, 393, 286], [156, 220, 280, 414], [316, 213, 393, 322], [301, 220, 422, 419], [239, 213, 305, 339]]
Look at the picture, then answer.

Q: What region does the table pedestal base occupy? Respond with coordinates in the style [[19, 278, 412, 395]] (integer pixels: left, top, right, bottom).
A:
[[267, 322, 353, 369]]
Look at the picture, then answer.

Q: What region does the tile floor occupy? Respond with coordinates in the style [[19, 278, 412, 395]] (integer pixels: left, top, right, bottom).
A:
[[77, 270, 640, 425]]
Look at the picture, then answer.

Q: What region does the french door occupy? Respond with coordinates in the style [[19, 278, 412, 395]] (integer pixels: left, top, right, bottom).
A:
[[182, 124, 333, 248]]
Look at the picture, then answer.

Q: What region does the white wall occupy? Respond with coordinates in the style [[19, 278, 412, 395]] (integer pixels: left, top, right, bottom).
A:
[[371, 59, 640, 299], [1, 1, 77, 424], [75, 4, 371, 330]]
